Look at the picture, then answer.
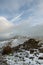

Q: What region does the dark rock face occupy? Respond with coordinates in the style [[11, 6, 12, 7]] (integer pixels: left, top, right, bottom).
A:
[[30, 49, 34, 54], [2, 46, 12, 55], [38, 56, 43, 59], [12, 45, 20, 52], [20, 38, 39, 50], [0, 54, 8, 65], [12, 38, 40, 52], [39, 48, 43, 53], [2, 38, 42, 55]]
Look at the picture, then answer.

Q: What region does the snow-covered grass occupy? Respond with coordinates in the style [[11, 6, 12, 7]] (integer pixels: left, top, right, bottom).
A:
[[0, 37, 43, 65], [4, 50, 43, 65]]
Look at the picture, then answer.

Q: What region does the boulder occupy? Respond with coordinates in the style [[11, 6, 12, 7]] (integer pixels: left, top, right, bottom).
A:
[[2, 46, 12, 55]]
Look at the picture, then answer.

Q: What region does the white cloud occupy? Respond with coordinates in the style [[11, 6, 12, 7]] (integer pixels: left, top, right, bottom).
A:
[[0, 0, 43, 39], [10, 0, 43, 36], [0, 17, 13, 32], [11, 12, 24, 22]]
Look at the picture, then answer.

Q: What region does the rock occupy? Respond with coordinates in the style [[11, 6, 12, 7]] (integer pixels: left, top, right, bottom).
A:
[[39, 47, 43, 53], [0, 55, 8, 65], [38, 56, 43, 59], [30, 49, 34, 54], [23, 38, 39, 49], [12, 38, 40, 52], [2, 46, 12, 55]]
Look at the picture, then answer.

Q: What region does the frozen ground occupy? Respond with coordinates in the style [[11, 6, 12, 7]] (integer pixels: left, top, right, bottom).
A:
[[0, 37, 43, 65], [4, 49, 43, 65]]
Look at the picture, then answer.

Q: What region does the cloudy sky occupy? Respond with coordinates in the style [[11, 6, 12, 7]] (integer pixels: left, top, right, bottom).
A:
[[0, 0, 43, 39]]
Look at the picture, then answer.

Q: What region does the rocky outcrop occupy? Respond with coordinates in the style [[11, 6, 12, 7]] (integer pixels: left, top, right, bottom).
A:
[[2, 38, 43, 55], [39, 47, 43, 53], [0, 54, 8, 65], [12, 38, 40, 52], [2, 46, 12, 55]]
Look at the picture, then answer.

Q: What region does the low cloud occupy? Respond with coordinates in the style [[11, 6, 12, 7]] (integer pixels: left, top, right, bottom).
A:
[[0, 0, 43, 39], [0, 17, 13, 32]]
